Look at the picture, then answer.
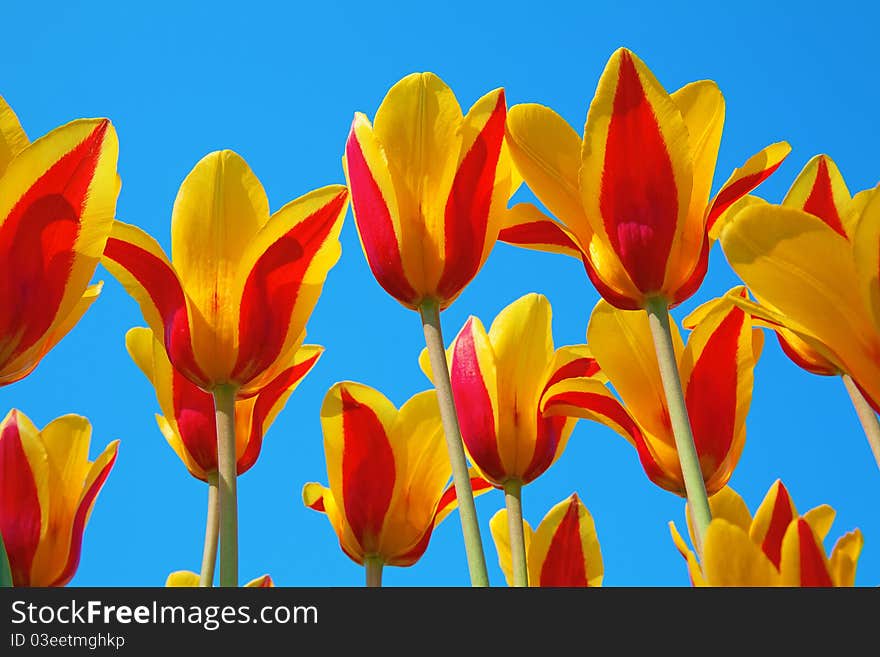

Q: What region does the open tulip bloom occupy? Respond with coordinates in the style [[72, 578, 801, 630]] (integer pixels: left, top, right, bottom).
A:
[[670, 482, 863, 586], [126, 327, 321, 586], [343, 72, 518, 585], [498, 47, 788, 546], [490, 493, 603, 587], [102, 149, 348, 586], [0, 410, 117, 586], [303, 382, 491, 586], [420, 293, 605, 585], [543, 290, 760, 506], [166, 571, 273, 588], [0, 96, 119, 386], [719, 155, 880, 470]]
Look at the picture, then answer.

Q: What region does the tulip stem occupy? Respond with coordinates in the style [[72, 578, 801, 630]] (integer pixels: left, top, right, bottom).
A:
[[0, 532, 12, 587], [504, 479, 528, 587], [199, 472, 220, 587], [365, 556, 384, 587], [644, 297, 711, 551], [842, 375, 880, 471], [420, 298, 490, 587], [213, 383, 239, 587]]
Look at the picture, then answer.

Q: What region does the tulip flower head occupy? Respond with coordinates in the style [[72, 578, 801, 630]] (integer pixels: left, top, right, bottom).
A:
[[670, 482, 863, 586], [102, 150, 348, 395], [303, 382, 491, 568], [420, 293, 603, 487], [721, 156, 880, 409], [0, 96, 119, 385], [544, 289, 761, 496], [343, 72, 517, 310], [0, 409, 117, 586], [125, 327, 321, 481], [490, 493, 603, 587], [166, 571, 273, 587], [501, 47, 789, 310]]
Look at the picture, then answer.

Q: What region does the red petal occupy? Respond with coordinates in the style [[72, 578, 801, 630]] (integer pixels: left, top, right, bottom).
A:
[[802, 158, 846, 237], [762, 482, 794, 568], [796, 519, 833, 587], [539, 495, 589, 586]]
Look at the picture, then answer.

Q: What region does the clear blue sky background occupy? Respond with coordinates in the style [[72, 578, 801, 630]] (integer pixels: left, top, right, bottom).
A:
[[1, 0, 877, 586]]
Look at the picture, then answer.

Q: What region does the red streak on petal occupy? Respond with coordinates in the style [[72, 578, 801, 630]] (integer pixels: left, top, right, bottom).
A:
[[802, 158, 846, 237], [600, 52, 678, 294], [539, 496, 589, 587], [761, 482, 794, 568], [306, 495, 326, 512], [498, 220, 581, 253], [669, 235, 710, 308], [0, 122, 107, 365], [776, 333, 837, 376], [543, 357, 601, 395], [436, 92, 507, 302], [339, 389, 395, 552], [450, 318, 505, 483], [345, 124, 418, 306], [233, 190, 346, 385], [521, 413, 567, 484], [171, 368, 218, 478], [0, 415, 42, 586], [796, 518, 834, 587], [103, 238, 204, 385], [685, 306, 744, 478], [706, 160, 785, 232], [51, 446, 117, 586]]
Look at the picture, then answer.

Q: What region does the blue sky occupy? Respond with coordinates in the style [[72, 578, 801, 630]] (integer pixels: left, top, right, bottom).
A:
[[2, 0, 878, 586]]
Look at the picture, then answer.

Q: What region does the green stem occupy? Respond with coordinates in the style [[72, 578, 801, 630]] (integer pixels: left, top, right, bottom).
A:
[[419, 299, 490, 587], [0, 531, 12, 587], [199, 472, 220, 587], [503, 479, 528, 587], [365, 556, 384, 588], [213, 383, 239, 587], [644, 297, 711, 551], [842, 374, 880, 471]]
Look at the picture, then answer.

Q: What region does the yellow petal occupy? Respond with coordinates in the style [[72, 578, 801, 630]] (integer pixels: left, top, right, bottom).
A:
[[505, 103, 590, 241], [170, 150, 268, 382], [489, 509, 534, 587], [802, 505, 836, 542], [165, 571, 200, 587], [587, 299, 682, 440], [527, 494, 603, 587], [487, 294, 554, 476], [0, 95, 29, 176], [668, 520, 706, 586], [702, 519, 780, 586], [828, 529, 863, 587], [372, 72, 462, 293]]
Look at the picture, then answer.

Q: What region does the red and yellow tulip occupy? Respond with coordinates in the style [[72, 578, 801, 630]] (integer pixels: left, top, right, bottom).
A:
[[166, 571, 273, 587], [543, 290, 761, 496], [419, 293, 602, 487], [102, 150, 348, 394], [0, 409, 117, 586], [0, 96, 119, 385], [343, 72, 516, 310], [720, 156, 880, 408], [500, 47, 788, 310], [490, 494, 603, 587], [670, 482, 863, 586], [125, 327, 321, 481], [303, 382, 491, 568]]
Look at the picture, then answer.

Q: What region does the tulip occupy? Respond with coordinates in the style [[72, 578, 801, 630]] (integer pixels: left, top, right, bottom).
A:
[[420, 293, 603, 585], [343, 73, 516, 585], [719, 156, 880, 470], [303, 382, 491, 586], [542, 289, 760, 499], [499, 48, 788, 546], [102, 149, 348, 587], [126, 326, 321, 585], [0, 96, 119, 386], [670, 482, 863, 586], [166, 571, 273, 587], [490, 494, 603, 587], [0, 409, 117, 586]]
